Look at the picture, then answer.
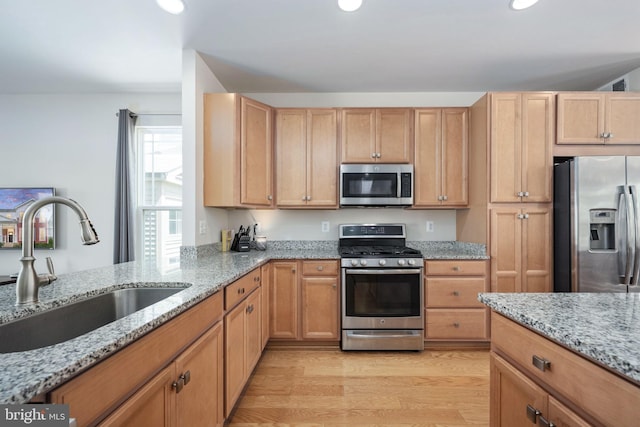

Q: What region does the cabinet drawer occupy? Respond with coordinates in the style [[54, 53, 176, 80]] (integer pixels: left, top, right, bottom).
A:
[[426, 277, 486, 308], [425, 260, 487, 276], [426, 308, 488, 340], [225, 269, 261, 310], [491, 312, 640, 426], [302, 260, 339, 276]]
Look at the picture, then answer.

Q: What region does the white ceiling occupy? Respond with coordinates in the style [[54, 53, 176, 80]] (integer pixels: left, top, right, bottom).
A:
[[2, 0, 640, 94]]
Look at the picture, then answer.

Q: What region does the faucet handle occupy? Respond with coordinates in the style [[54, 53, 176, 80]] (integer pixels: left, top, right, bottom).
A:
[[44, 256, 57, 284]]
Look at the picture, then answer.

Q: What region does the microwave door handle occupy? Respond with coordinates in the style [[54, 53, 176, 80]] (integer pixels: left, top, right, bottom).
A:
[[630, 185, 640, 287], [397, 172, 402, 198]]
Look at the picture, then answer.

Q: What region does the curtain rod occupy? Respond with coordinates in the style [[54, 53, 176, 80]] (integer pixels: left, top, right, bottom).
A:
[[115, 112, 181, 117]]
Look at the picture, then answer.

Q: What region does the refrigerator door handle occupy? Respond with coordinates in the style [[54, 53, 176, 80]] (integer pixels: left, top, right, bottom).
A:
[[630, 185, 640, 287], [617, 190, 633, 285]]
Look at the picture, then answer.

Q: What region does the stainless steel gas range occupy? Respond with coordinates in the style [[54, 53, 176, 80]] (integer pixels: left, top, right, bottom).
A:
[[339, 223, 424, 351]]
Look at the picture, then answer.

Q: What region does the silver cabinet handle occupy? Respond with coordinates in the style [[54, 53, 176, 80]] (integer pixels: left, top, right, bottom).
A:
[[532, 355, 551, 372], [317, 265, 324, 271], [452, 322, 460, 328], [442, 195, 448, 201], [267, 195, 273, 201], [452, 291, 460, 296], [526, 405, 541, 424], [371, 153, 376, 158], [538, 415, 556, 427]]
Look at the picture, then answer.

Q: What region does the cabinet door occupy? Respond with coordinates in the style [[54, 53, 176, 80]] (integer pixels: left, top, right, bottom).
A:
[[341, 109, 376, 163], [521, 206, 552, 293], [301, 276, 340, 340], [490, 353, 548, 427], [98, 365, 175, 427], [491, 93, 522, 203], [307, 109, 338, 206], [414, 109, 442, 206], [241, 97, 273, 206], [175, 322, 224, 427], [490, 207, 522, 293], [224, 301, 246, 416], [245, 289, 262, 374], [377, 108, 412, 163], [275, 110, 307, 206], [270, 261, 299, 339], [607, 93, 640, 144], [547, 396, 592, 427], [556, 93, 605, 144], [521, 94, 553, 202], [441, 108, 468, 205], [260, 263, 271, 350]]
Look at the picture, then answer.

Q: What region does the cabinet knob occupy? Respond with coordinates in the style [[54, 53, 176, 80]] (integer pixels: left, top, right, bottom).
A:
[[452, 290, 460, 296], [526, 404, 542, 424], [453, 322, 460, 328], [452, 266, 461, 271], [292, 268, 296, 273], [371, 153, 376, 158], [442, 195, 448, 201], [332, 283, 337, 289], [172, 379, 184, 393], [538, 415, 556, 427], [267, 195, 273, 201], [181, 370, 191, 386], [317, 265, 324, 271], [523, 191, 529, 197]]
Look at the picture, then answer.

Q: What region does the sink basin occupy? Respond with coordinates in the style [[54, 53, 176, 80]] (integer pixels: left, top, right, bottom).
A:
[[0, 286, 187, 353]]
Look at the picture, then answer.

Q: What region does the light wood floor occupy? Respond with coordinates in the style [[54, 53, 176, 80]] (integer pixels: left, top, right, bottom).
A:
[[227, 348, 490, 426]]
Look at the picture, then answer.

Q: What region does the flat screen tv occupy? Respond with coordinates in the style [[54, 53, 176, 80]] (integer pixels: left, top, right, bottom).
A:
[[0, 187, 55, 250]]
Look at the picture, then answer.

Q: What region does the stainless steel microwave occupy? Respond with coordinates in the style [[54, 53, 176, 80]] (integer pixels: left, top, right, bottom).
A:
[[340, 164, 413, 207]]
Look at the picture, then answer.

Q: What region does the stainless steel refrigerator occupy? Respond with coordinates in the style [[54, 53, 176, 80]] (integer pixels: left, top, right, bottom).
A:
[[554, 156, 640, 293]]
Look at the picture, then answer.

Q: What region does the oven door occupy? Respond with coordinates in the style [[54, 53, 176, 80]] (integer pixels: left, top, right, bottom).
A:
[[342, 268, 424, 330]]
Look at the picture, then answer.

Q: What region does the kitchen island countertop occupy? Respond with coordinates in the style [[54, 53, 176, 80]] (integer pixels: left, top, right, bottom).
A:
[[479, 292, 640, 385], [0, 240, 485, 404]]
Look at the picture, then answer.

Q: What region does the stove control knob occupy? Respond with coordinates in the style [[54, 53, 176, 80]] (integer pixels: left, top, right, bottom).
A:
[[378, 259, 386, 266], [397, 259, 406, 266], [360, 260, 368, 266], [351, 259, 359, 267], [408, 259, 416, 266]]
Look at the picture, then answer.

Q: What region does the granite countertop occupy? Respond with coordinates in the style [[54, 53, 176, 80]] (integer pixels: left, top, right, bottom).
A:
[[0, 240, 485, 404], [479, 292, 640, 385]]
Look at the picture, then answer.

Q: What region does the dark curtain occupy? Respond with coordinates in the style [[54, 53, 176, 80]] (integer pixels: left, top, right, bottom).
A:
[[113, 109, 137, 264]]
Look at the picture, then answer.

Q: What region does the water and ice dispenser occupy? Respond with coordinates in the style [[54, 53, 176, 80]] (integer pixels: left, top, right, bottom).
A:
[[589, 209, 616, 250]]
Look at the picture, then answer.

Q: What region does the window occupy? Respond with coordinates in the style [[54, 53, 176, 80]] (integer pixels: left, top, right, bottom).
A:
[[135, 125, 182, 269]]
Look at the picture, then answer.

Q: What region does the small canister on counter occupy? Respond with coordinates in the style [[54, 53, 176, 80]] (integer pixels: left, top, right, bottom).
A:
[[254, 236, 267, 251]]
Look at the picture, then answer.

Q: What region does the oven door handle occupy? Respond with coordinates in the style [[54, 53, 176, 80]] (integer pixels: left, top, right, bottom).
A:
[[345, 268, 422, 275]]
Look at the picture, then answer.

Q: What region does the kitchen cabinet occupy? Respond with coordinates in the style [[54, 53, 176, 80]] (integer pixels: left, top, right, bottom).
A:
[[490, 311, 639, 426], [204, 93, 273, 208], [424, 260, 489, 341], [260, 262, 270, 350], [100, 323, 224, 427], [275, 109, 338, 208], [270, 260, 340, 342], [490, 92, 554, 203], [557, 92, 640, 145], [341, 108, 413, 163], [224, 268, 262, 418], [490, 205, 551, 293], [414, 108, 468, 207], [49, 292, 224, 427]]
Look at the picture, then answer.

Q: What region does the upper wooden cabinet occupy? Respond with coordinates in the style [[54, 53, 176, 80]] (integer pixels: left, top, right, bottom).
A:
[[557, 92, 640, 145], [204, 93, 274, 208], [275, 109, 338, 208], [490, 93, 554, 203], [341, 108, 413, 163], [414, 108, 468, 207]]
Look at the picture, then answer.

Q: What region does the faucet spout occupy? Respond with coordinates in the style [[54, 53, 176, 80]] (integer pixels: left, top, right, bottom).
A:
[[16, 196, 99, 305]]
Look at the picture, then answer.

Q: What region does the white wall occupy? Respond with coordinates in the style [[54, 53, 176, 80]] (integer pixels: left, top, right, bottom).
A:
[[0, 93, 180, 275], [181, 49, 229, 248], [228, 208, 456, 241]]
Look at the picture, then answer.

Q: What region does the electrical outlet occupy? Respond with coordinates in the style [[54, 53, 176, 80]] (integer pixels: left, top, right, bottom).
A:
[[321, 221, 330, 233], [199, 220, 207, 235], [426, 221, 435, 233]]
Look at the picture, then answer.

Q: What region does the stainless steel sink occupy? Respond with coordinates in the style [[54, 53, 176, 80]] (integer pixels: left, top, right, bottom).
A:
[[0, 286, 187, 353]]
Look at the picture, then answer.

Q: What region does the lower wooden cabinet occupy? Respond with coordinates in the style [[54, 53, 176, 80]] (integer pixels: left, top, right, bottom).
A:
[[100, 323, 224, 427], [49, 293, 225, 427], [490, 311, 639, 426], [270, 260, 340, 342], [424, 260, 489, 341], [224, 279, 262, 418]]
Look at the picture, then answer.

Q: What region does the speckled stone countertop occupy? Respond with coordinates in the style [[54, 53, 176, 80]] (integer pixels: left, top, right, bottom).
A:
[[479, 293, 640, 385], [409, 241, 488, 260], [0, 240, 485, 404]]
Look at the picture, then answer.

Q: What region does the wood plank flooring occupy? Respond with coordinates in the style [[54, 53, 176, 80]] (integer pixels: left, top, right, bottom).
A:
[[227, 348, 489, 426]]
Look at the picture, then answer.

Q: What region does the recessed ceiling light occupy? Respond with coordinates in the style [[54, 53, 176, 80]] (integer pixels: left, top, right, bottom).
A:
[[338, 0, 363, 12], [510, 0, 539, 10], [156, 0, 185, 15]]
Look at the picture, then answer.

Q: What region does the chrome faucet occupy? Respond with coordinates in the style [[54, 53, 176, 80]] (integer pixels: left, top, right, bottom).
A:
[[16, 196, 99, 305]]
